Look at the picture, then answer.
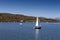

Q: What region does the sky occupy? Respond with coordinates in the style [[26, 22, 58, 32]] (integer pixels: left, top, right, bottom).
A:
[[0, 0, 60, 18]]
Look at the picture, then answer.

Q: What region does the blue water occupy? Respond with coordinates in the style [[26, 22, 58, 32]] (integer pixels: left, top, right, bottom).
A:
[[0, 22, 60, 40]]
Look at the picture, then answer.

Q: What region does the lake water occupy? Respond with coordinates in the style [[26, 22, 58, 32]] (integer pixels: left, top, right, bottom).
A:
[[0, 22, 60, 40]]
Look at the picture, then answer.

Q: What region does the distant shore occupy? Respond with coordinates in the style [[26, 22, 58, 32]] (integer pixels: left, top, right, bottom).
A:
[[0, 13, 60, 22]]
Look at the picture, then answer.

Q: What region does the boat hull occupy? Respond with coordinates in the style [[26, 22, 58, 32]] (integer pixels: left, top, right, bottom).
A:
[[34, 26, 41, 29]]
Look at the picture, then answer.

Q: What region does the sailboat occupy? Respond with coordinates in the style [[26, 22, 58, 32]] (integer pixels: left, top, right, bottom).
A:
[[19, 20, 23, 25], [34, 17, 41, 29]]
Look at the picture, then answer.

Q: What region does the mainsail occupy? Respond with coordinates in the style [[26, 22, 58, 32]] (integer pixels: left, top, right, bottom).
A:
[[35, 17, 39, 27]]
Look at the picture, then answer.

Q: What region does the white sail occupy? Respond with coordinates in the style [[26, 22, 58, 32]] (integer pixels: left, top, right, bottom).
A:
[[35, 17, 39, 27], [34, 17, 41, 29]]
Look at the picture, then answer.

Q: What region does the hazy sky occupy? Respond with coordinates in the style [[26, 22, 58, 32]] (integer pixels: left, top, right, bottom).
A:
[[0, 0, 60, 18]]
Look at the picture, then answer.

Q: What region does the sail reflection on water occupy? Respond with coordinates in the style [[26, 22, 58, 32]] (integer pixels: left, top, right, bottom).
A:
[[35, 29, 40, 40]]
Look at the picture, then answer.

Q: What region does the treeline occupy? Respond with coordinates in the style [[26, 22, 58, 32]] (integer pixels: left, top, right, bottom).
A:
[[0, 13, 59, 22]]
